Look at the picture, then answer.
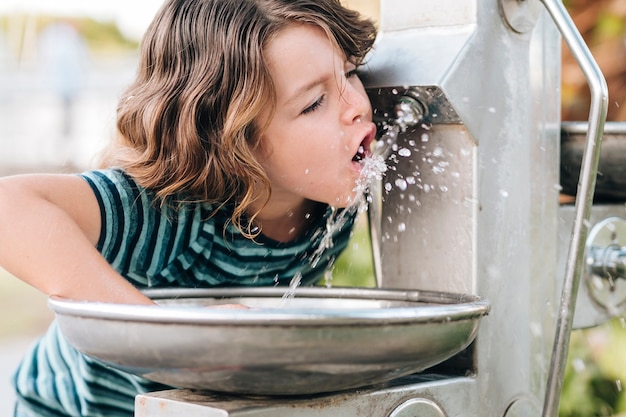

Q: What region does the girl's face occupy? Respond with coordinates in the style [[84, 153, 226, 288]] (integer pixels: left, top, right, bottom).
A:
[[256, 24, 376, 209]]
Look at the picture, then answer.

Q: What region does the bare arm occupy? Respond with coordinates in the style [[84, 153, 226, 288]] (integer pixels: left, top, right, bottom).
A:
[[0, 174, 153, 304]]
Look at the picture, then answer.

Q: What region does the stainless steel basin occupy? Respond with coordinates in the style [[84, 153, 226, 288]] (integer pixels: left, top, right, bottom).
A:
[[49, 287, 489, 395]]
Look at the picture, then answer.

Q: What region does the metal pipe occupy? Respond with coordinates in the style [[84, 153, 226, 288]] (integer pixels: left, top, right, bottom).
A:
[[539, 0, 609, 415], [589, 245, 626, 283]]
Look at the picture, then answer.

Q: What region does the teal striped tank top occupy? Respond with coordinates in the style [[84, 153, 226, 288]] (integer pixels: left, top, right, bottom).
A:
[[13, 168, 356, 416]]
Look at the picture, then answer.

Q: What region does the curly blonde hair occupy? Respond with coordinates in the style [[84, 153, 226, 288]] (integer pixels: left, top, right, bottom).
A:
[[103, 0, 377, 236]]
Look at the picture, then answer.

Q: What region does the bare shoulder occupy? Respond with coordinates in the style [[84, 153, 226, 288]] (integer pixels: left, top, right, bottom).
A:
[[0, 172, 94, 201], [0, 172, 102, 243]]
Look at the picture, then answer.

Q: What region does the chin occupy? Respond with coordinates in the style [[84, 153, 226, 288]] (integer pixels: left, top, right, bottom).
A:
[[329, 191, 362, 209]]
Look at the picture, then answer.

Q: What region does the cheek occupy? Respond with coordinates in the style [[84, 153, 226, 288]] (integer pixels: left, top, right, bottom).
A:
[[254, 133, 272, 162]]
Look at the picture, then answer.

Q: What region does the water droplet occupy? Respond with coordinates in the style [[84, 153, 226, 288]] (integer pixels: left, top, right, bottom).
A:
[[395, 178, 408, 191], [397, 222, 406, 232], [572, 358, 585, 373], [488, 107, 496, 113], [529, 322, 542, 337], [398, 148, 411, 157], [323, 269, 333, 288], [281, 272, 303, 303], [500, 190, 509, 198], [432, 166, 445, 175]]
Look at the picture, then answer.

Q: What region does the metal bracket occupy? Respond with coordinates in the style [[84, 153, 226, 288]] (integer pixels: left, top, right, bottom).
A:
[[498, 0, 543, 34], [585, 217, 626, 315]]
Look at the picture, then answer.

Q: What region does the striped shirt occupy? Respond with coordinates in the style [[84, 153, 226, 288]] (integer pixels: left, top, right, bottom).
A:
[[13, 168, 356, 417]]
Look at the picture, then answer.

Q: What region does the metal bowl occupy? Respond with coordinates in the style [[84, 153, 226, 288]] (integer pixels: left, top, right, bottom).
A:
[[49, 287, 489, 395]]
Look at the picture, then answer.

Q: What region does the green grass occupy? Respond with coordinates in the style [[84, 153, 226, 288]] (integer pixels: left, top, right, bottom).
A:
[[327, 213, 376, 288], [561, 321, 626, 417]]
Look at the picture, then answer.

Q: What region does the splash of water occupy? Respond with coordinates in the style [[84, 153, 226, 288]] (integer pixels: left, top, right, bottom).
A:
[[280, 109, 432, 301], [323, 268, 334, 288], [308, 150, 388, 271], [354, 153, 388, 206], [280, 271, 302, 303], [374, 123, 401, 160]]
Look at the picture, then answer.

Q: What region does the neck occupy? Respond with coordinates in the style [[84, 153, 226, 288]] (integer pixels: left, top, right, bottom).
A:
[[250, 199, 325, 243]]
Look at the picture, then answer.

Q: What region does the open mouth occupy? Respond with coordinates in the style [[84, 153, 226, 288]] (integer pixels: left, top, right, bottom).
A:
[[352, 127, 376, 163], [352, 145, 367, 163]]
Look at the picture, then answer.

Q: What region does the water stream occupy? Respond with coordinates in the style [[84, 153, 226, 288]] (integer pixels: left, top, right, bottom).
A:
[[281, 113, 423, 301], [281, 152, 388, 303]]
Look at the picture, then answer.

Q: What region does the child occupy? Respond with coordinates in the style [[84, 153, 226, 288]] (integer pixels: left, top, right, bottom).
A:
[[0, 0, 378, 415]]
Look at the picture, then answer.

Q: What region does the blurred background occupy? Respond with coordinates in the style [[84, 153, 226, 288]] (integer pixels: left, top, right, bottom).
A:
[[0, 0, 625, 415]]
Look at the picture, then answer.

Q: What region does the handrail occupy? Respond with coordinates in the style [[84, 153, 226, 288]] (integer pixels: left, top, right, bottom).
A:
[[540, 0, 609, 416]]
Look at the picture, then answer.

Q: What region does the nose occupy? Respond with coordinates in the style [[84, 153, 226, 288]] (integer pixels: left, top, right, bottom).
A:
[[340, 77, 371, 124]]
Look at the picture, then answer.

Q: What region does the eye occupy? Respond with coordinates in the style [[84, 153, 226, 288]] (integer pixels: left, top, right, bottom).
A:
[[302, 95, 326, 115], [345, 68, 360, 79], [344, 60, 361, 79]]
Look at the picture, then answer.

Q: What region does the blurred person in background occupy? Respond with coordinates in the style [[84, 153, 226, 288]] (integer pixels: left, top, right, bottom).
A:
[[38, 19, 88, 140]]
